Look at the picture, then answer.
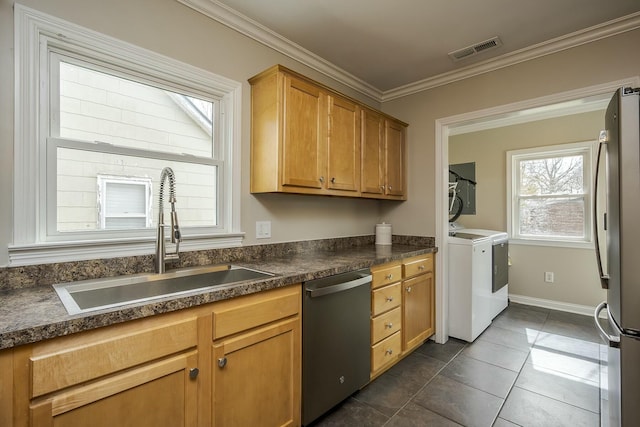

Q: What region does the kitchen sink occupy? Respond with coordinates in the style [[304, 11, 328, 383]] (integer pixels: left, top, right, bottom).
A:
[[53, 265, 275, 315]]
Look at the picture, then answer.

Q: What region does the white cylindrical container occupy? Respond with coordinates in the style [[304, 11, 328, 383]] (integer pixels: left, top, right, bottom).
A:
[[375, 222, 392, 245]]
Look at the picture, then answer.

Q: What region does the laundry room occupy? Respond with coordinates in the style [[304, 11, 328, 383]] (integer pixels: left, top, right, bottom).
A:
[[447, 101, 607, 315]]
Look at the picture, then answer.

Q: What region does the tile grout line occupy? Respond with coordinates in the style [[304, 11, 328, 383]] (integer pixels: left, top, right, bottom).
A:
[[487, 317, 544, 426], [495, 312, 602, 425], [378, 343, 469, 426]]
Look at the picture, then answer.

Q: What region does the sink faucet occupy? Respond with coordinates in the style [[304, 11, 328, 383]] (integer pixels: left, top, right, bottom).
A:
[[155, 167, 182, 273]]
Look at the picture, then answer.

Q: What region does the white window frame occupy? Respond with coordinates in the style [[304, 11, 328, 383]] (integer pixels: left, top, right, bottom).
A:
[[11, 5, 243, 266], [97, 175, 153, 230], [506, 141, 595, 248]]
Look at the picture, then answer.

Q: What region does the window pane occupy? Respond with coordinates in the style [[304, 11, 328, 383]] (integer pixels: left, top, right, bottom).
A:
[[519, 197, 585, 238], [57, 147, 217, 232], [519, 155, 583, 196], [59, 61, 215, 158]]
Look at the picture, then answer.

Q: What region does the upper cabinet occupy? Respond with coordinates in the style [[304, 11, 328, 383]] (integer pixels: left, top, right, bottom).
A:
[[360, 108, 406, 200], [249, 65, 406, 200]]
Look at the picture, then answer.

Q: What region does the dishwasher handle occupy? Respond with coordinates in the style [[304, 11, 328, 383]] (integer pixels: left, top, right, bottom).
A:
[[306, 275, 371, 298]]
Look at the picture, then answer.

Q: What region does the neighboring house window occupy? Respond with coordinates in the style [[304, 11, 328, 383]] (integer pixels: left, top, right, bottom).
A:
[[12, 6, 242, 265], [507, 141, 594, 246], [97, 176, 152, 230]]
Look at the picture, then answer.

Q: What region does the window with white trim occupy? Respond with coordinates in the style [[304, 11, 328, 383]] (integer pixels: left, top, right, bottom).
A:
[[507, 142, 594, 245], [12, 6, 242, 265]]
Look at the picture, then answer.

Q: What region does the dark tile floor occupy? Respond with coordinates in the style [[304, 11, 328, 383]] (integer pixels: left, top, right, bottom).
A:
[[311, 303, 604, 427]]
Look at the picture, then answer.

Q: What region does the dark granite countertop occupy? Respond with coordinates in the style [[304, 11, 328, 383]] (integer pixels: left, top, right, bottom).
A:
[[0, 243, 436, 350]]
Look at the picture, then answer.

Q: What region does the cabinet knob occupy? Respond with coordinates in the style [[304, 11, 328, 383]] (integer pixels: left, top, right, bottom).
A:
[[388, 185, 392, 190], [218, 357, 227, 369], [331, 177, 336, 184], [319, 176, 325, 183], [418, 265, 425, 270], [380, 185, 385, 190], [385, 322, 393, 329], [406, 286, 412, 293], [385, 274, 393, 280], [189, 367, 199, 379], [385, 296, 394, 302], [385, 349, 393, 355]]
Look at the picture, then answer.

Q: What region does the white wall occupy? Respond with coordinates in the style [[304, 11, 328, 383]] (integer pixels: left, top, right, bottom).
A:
[[0, 0, 387, 266], [449, 111, 607, 307]]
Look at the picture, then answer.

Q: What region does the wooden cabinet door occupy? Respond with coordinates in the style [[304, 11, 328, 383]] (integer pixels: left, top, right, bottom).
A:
[[327, 95, 360, 192], [30, 351, 199, 427], [282, 75, 325, 189], [360, 108, 384, 195], [385, 119, 405, 197], [212, 318, 301, 427], [402, 272, 434, 351]]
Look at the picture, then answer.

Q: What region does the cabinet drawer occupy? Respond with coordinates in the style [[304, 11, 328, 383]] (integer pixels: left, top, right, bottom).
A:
[[371, 283, 401, 316], [212, 285, 301, 340], [371, 307, 401, 344], [30, 313, 198, 398], [403, 254, 433, 278], [371, 331, 401, 373], [371, 263, 402, 289]]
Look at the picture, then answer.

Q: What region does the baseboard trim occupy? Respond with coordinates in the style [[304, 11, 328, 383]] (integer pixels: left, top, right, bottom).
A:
[[508, 293, 603, 317]]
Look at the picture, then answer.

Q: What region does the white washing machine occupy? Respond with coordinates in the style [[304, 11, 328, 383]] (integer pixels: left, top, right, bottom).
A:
[[448, 225, 510, 342], [448, 232, 494, 342], [460, 228, 509, 320]]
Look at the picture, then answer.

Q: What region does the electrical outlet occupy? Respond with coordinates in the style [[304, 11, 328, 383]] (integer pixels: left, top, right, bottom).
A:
[[544, 271, 554, 283], [256, 221, 271, 239]]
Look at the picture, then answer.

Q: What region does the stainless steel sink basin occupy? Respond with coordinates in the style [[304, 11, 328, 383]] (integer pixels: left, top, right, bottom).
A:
[[53, 265, 275, 315]]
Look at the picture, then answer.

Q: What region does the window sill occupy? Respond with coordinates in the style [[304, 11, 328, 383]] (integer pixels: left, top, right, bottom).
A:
[[508, 238, 594, 250], [8, 233, 245, 267]]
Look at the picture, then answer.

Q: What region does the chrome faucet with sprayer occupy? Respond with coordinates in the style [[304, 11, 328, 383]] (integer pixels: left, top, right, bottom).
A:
[[155, 167, 182, 273]]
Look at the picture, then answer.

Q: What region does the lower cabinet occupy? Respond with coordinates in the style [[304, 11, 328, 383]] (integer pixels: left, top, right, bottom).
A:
[[370, 253, 436, 378], [8, 284, 302, 427], [210, 286, 301, 427], [402, 272, 434, 351], [30, 351, 199, 427], [212, 319, 300, 427], [12, 309, 201, 427]]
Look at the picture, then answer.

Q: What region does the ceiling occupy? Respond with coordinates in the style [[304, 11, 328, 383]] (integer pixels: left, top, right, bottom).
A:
[[183, 0, 640, 99]]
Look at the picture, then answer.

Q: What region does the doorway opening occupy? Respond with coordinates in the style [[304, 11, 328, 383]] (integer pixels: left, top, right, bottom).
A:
[[433, 77, 640, 344]]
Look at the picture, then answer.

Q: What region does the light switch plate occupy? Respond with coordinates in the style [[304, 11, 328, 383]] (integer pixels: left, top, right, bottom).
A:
[[256, 221, 271, 239]]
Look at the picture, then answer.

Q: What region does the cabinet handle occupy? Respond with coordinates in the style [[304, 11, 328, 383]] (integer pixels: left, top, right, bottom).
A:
[[218, 357, 227, 369], [385, 296, 394, 302], [406, 286, 412, 293], [380, 185, 385, 191], [385, 349, 393, 355], [385, 322, 393, 329], [418, 265, 425, 270], [189, 367, 199, 379], [388, 185, 392, 190], [385, 274, 393, 280], [331, 177, 336, 184], [319, 176, 325, 183]]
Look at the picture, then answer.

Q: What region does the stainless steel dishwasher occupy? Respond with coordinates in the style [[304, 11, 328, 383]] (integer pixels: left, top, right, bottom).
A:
[[302, 269, 372, 426]]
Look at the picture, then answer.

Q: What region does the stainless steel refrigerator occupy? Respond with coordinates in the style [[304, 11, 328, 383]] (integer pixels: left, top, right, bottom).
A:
[[594, 87, 640, 427]]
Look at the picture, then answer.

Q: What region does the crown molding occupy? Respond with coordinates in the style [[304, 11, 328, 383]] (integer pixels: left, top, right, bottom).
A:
[[383, 12, 640, 101], [177, 0, 640, 103], [177, 0, 382, 101]]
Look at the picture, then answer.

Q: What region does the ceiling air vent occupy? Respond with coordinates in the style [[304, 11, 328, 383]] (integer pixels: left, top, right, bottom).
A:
[[448, 36, 503, 62]]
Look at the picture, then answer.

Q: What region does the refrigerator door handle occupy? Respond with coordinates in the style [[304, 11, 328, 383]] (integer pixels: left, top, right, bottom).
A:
[[593, 133, 610, 289], [594, 301, 620, 348]]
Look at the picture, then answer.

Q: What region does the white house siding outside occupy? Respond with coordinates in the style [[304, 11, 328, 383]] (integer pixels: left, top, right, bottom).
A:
[[56, 62, 217, 232]]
